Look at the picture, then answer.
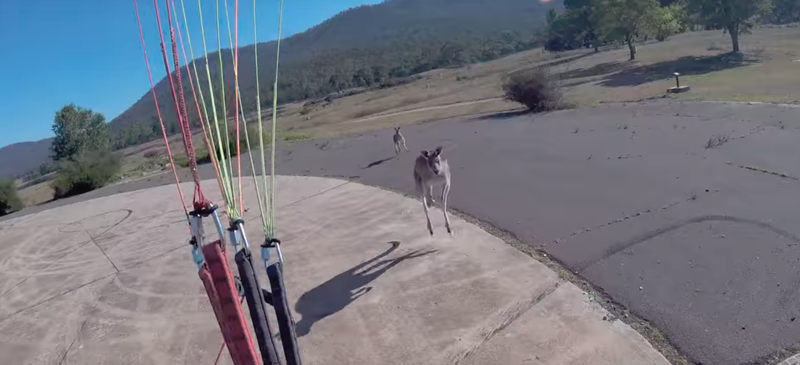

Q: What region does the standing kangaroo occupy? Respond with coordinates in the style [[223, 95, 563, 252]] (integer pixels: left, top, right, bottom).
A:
[[393, 127, 409, 156], [414, 146, 452, 235]]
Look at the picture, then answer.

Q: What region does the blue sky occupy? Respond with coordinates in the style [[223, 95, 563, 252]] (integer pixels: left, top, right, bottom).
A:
[[0, 0, 382, 148]]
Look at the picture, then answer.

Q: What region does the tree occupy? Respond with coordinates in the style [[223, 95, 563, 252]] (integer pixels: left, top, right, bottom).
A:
[[546, 9, 591, 52], [547, 8, 559, 25], [51, 104, 110, 161], [51, 151, 122, 199], [652, 3, 689, 41], [371, 66, 385, 84], [0, 179, 23, 216], [437, 43, 467, 67], [565, 0, 603, 51], [352, 68, 373, 87], [599, 0, 660, 60], [772, 0, 800, 24], [687, 0, 772, 52], [329, 75, 342, 93]]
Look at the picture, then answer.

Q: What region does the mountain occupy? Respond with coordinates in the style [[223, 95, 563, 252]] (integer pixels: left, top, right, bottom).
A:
[[0, 138, 53, 180], [109, 0, 562, 145]]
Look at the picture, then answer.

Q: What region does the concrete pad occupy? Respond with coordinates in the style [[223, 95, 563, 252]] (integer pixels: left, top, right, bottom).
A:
[[0, 242, 116, 320], [274, 181, 562, 364], [91, 218, 187, 271], [0, 176, 668, 365], [62, 249, 224, 365], [0, 276, 112, 365]]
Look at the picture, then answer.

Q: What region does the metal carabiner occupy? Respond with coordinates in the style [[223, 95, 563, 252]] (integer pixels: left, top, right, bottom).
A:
[[188, 203, 226, 269], [261, 238, 284, 270], [227, 219, 250, 254]]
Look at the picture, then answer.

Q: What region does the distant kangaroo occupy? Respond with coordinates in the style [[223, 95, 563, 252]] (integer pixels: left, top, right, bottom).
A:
[[414, 146, 452, 235], [393, 127, 409, 156]]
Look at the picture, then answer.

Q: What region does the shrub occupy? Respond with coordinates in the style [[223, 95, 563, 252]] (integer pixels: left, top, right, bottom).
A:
[[143, 149, 164, 159], [502, 68, 567, 113], [704, 134, 730, 149], [379, 76, 418, 89], [0, 180, 23, 216], [282, 132, 311, 142], [172, 129, 311, 170], [652, 3, 687, 42], [174, 149, 215, 168], [51, 151, 122, 199]]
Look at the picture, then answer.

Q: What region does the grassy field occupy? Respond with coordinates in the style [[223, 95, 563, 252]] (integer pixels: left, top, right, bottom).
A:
[[18, 26, 800, 208]]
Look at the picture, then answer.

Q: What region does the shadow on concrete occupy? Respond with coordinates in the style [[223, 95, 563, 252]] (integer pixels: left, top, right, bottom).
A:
[[362, 157, 395, 169], [294, 241, 437, 337], [599, 53, 754, 87]]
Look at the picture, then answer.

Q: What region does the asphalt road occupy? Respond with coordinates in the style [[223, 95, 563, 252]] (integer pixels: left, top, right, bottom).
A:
[[7, 100, 800, 364]]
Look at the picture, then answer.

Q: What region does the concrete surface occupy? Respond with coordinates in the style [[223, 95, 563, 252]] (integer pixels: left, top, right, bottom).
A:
[[6, 100, 800, 363], [0, 176, 668, 365], [781, 354, 800, 365]]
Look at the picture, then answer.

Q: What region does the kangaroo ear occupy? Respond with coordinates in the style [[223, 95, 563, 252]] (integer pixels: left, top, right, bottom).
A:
[[434, 146, 443, 156], [421, 150, 430, 158]]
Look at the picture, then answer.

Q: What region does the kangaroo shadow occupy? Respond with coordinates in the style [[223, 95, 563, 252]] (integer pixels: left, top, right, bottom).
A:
[[294, 241, 437, 337], [362, 156, 395, 169]]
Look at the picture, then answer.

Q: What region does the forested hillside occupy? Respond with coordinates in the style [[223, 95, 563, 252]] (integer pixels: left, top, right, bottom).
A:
[[110, 0, 562, 147], [0, 139, 53, 179]]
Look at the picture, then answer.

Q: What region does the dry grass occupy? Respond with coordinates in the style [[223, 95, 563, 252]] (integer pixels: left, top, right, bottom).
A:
[[705, 134, 730, 149], [553, 28, 800, 105], [19, 27, 800, 208], [274, 27, 800, 140], [19, 181, 54, 207]]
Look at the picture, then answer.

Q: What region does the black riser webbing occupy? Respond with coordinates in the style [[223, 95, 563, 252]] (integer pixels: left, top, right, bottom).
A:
[[235, 248, 281, 365], [268, 262, 302, 365]]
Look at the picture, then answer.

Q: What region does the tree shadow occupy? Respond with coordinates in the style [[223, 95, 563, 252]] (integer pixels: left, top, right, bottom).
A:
[[475, 109, 531, 121], [599, 53, 755, 87], [294, 241, 437, 337], [362, 156, 395, 169], [535, 52, 596, 69], [557, 61, 629, 82]]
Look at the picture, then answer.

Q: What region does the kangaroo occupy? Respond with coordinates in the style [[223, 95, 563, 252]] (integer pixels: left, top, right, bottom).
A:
[[413, 146, 452, 236], [393, 127, 409, 156]]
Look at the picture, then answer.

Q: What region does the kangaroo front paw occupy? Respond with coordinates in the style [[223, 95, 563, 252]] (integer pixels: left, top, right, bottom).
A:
[[427, 199, 435, 207], [428, 223, 434, 236]]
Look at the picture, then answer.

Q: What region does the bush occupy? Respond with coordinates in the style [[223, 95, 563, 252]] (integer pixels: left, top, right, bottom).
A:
[[174, 149, 215, 168], [143, 149, 164, 159], [652, 4, 687, 42], [172, 128, 311, 169], [502, 68, 567, 113], [0, 180, 23, 216], [51, 151, 122, 199], [379, 76, 419, 89], [282, 132, 311, 142]]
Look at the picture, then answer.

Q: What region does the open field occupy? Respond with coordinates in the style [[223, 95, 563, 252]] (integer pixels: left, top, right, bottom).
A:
[[17, 27, 800, 208], [114, 25, 800, 156], [267, 26, 800, 140]]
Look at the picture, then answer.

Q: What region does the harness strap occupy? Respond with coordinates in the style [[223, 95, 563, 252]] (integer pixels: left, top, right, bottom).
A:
[[199, 241, 258, 365]]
